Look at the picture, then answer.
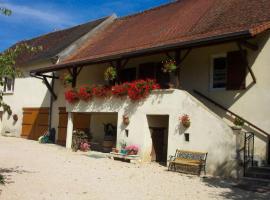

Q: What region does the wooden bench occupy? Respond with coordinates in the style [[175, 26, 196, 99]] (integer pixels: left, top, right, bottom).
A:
[[168, 150, 208, 176]]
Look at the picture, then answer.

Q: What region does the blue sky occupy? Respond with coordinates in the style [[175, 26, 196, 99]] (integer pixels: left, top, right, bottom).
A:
[[0, 0, 171, 51]]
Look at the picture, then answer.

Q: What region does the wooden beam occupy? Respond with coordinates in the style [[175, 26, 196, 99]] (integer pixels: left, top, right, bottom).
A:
[[180, 49, 191, 63], [42, 76, 57, 100], [239, 40, 258, 51], [121, 58, 130, 68], [237, 42, 257, 84], [165, 52, 173, 60]]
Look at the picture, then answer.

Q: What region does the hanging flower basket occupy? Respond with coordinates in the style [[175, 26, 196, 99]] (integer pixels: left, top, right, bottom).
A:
[[61, 73, 73, 87], [104, 66, 117, 83], [180, 114, 191, 128], [162, 59, 177, 73]]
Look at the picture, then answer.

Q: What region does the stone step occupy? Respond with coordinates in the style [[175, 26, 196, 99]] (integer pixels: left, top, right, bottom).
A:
[[246, 170, 270, 180], [247, 166, 270, 174]]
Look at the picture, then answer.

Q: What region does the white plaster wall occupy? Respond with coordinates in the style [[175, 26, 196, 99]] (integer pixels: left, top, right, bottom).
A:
[[180, 32, 270, 162], [67, 90, 236, 176], [1, 61, 52, 136]]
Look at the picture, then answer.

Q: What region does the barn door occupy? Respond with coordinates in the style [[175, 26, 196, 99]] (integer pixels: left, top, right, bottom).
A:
[[21, 108, 49, 140], [57, 107, 91, 146]]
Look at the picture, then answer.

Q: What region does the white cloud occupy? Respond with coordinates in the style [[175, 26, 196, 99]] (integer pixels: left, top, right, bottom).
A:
[[0, 2, 75, 27]]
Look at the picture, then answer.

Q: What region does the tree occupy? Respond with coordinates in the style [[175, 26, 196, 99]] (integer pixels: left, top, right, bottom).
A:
[[0, 7, 42, 115]]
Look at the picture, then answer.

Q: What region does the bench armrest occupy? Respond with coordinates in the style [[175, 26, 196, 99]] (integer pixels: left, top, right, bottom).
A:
[[168, 155, 176, 162]]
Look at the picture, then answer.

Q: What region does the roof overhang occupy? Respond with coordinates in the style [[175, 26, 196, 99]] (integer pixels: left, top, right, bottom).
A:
[[30, 30, 252, 75]]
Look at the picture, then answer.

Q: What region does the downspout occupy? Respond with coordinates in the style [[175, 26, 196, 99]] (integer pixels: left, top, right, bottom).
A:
[[48, 56, 60, 142], [48, 72, 55, 130]]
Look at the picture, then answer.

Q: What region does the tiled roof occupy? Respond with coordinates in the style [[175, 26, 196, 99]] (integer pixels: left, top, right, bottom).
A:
[[11, 17, 109, 66], [66, 0, 270, 63]]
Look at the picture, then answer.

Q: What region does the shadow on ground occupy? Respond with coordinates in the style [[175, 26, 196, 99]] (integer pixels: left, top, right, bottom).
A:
[[0, 167, 31, 185], [201, 177, 270, 200]]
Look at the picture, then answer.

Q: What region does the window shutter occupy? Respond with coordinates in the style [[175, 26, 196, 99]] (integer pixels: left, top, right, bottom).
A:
[[226, 51, 247, 90]]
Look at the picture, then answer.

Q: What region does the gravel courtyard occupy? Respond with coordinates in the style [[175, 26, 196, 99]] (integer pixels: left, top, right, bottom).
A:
[[0, 136, 269, 200]]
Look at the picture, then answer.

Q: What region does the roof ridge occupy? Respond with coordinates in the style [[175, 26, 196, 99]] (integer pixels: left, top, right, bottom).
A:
[[119, 0, 182, 20], [18, 16, 110, 44]]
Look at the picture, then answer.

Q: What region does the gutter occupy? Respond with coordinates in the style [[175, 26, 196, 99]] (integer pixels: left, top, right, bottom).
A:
[[30, 30, 252, 74]]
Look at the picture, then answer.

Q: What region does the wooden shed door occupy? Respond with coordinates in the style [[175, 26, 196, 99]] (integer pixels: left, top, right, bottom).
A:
[[21, 108, 49, 140], [57, 107, 91, 146]]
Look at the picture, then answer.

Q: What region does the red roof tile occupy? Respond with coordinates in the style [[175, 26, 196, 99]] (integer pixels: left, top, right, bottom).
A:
[[66, 0, 270, 63]]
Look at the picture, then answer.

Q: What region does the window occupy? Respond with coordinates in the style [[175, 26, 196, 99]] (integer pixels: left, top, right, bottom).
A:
[[3, 77, 15, 93], [119, 68, 136, 83], [139, 62, 170, 89], [210, 55, 227, 90], [210, 51, 246, 91]]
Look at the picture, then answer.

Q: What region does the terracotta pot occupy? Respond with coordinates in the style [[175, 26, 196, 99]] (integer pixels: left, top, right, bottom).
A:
[[123, 115, 130, 125]]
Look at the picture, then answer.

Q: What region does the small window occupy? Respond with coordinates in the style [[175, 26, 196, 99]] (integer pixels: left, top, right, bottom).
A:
[[3, 77, 15, 93], [210, 55, 227, 90]]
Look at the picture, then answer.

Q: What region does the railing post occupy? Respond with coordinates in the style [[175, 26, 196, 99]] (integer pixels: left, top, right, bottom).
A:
[[243, 132, 247, 176]]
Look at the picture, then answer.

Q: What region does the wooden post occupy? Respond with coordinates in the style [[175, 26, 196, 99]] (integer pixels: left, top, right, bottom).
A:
[[66, 112, 74, 149], [72, 67, 77, 88], [175, 50, 181, 88]]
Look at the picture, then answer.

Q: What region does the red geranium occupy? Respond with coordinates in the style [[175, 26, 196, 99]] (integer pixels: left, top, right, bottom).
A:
[[92, 85, 110, 98], [112, 83, 129, 97], [128, 79, 160, 101], [78, 85, 92, 101], [65, 89, 79, 103]]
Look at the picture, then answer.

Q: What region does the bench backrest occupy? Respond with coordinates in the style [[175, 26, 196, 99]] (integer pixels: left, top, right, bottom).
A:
[[175, 150, 207, 161]]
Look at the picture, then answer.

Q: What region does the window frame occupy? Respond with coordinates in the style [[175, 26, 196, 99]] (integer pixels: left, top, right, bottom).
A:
[[209, 53, 227, 91], [3, 77, 15, 94]]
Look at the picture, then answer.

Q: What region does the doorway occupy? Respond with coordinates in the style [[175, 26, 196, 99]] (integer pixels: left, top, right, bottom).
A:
[[147, 115, 169, 164]]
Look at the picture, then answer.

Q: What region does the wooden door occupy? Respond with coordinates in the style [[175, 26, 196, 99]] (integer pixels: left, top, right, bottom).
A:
[[57, 107, 91, 146], [57, 107, 68, 145], [21, 108, 49, 140], [151, 127, 166, 162]]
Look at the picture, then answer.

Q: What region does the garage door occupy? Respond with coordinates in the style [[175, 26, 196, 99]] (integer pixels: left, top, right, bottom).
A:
[[21, 108, 49, 140], [57, 107, 91, 146]]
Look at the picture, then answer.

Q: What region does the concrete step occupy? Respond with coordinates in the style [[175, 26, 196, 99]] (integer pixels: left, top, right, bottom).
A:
[[246, 167, 270, 180], [248, 166, 270, 173]]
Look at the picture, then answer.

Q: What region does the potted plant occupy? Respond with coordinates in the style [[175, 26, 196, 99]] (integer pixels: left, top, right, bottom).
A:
[[180, 114, 191, 128], [72, 130, 91, 152], [122, 115, 130, 125], [233, 117, 244, 130], [104, 66, 117, 85], [125, 145, 139, 155], [120, 141, 127, 155]]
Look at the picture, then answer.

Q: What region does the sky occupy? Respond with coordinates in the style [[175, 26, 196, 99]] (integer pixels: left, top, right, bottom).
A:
[[0, 0, 171, 51]]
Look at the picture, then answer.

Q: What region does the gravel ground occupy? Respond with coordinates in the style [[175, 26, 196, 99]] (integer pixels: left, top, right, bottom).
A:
[[0, 136, 269, 200]]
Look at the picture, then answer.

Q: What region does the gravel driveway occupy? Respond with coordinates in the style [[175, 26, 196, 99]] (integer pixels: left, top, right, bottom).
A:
[[0, 136, 269, 200]]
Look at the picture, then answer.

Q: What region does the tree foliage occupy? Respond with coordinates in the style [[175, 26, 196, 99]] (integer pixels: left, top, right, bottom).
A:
[[0, 7, 12, 16], [0, 7, 42, 114]]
